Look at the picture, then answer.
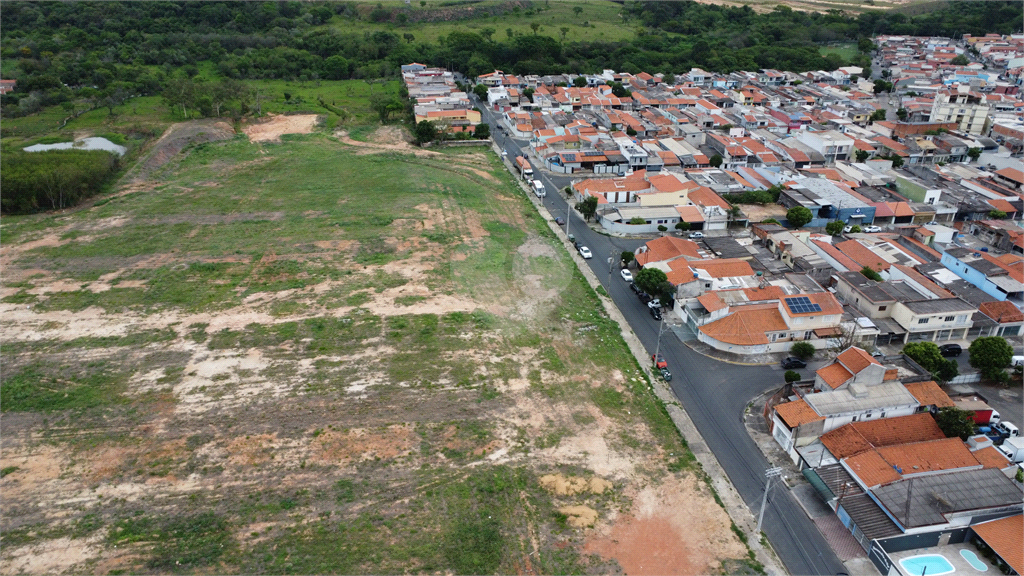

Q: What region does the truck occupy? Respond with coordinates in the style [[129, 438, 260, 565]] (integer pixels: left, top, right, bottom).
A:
[[515, 156, 533, 180], [532, 179, 546, 197], [998, 436, 1024, 464], [952, 396, 999, 425]]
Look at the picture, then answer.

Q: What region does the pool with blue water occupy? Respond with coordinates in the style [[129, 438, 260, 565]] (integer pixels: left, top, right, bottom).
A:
[[899, 554, 955, 576], [960, 550, 987, 571]]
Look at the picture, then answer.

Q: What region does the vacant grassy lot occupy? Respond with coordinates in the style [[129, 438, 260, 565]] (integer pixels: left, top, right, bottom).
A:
[[0, 123, 751, 574]]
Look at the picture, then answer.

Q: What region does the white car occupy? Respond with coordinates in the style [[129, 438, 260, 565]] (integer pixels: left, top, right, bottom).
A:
[[843, 225, 853, 233], [578, 246, 593, 259], [688, 231, 704, 239], [620, 269, 633, 282], [863, 225, 883, 233], [647, 298, 662, 309]]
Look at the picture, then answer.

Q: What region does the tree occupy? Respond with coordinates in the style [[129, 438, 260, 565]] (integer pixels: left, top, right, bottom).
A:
[[530, 22, 540, 35], [628, 217, 647, 225], [709, 154, 723, 168], [988, 210, 1007, 219], [825, 220, 845, 236], [413, 120, 437, 145], [849, 225, 862, 233], [621, 251, 634, 265], [855, 149, 871, 162], [674, 222, 690, 232], [858, 38, 875, 53], [559, 27, 570, 41], [370, 93, 404, 123], [573, 6, 583, 18], [657, 225, 668, 232], [786, 206, 813, 228], [473, 83, 489, 100], [860, 266, 882, 281], [575, 196, 598, 221], [473, 123, 490, 139], [869, 109, 887, 122], [784, 370, 802, 383], [791, 341, 815, 360], [635, 267, 668, 296], [572, 76, 588, 87], [895, 108, 907, 121], [902, 342, 958, 382], [967, 147, 982, 161], [935, 406, 976, 440], [969, 337, 1014, 381], [625, 126, 637, 136], [951, 55, 968, 66], [403, 33, 415, 44], [663, 73, 675, 85]]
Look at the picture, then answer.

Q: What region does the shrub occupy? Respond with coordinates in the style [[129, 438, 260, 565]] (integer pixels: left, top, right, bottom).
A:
[[791, 342, 815, 360], [784, 371, 801, 383]]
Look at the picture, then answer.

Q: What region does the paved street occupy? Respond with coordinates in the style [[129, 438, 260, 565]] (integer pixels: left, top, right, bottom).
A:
[[475, 101, 848, 575]]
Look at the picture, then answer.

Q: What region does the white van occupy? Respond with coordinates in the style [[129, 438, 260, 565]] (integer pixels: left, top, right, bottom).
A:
[[532, 180, 546, 197]]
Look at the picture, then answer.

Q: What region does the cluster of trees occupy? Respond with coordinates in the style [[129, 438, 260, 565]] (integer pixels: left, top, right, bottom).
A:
[[1, 149, 120, 213], [4, 1, 1022, 119], [722, 185, 784, 205]]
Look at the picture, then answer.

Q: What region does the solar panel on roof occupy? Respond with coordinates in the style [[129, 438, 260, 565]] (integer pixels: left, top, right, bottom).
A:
[[784, 296, 822, 314]]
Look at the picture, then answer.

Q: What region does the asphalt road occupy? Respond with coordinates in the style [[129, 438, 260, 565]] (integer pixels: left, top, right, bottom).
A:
[[475, 100, 848, 575]]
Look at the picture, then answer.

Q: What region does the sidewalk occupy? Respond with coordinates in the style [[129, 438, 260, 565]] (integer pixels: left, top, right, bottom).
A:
[[684, 339, 781, 366], [743, 389, 880, 576]]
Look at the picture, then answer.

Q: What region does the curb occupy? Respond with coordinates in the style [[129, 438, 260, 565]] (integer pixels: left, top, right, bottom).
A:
[[496, 141, 787, 576], [682, 339, 775, 367]]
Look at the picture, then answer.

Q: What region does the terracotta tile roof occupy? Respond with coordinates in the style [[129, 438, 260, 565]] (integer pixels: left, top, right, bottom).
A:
[[783, 292, 844, 317], [821, 413, 946, 459], [816, 362, 854, 389], [979, 300, 1024, 323], [675, 205, 706, 223], [697, 292, 728, 312], [981, 251, 1024, 283], [995, 167, 1024, 185], [838, 347, 881, 374], [973, 445, 1012, 469], [811, 239, 861, 271], [987, 197, 1017, 213], [698, 303, 787, 346], [776, 399, 825, 428], [689, 258, 755, 278], [903, 381, 955, 408], [634, 236, 702, 266], [648, 173, 689, 193], [688, 187, 732, 210], [836, 240, 891, 272], [883, 368, 899, 381], [972, 515, 1024, 575], [875, 437, 980, 477], [845, 450, 901, 487]]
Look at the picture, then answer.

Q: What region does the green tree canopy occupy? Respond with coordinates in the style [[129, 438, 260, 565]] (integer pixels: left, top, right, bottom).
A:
[[791, 341, 815, 360], [635, 267, 668, 296], [709, 154, 723, 168], [786, 206, 813, 228], [935, 406, 975, 440], [902, 342, 958, 382], [784, 370, 802, 383], [825, 221, 845, 236], [575, 196, 599, 221], [413, 120, 437, 144], [951, 55, 968, 66], [969, 337, 1014, 381]]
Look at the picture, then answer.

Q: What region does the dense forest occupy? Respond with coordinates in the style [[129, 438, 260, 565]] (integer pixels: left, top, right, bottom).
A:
[[2, 1, 1022, 119]]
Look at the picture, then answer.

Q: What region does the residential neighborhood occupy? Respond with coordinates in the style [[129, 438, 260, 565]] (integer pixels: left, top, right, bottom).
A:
[[453, 31, 1023, 576]]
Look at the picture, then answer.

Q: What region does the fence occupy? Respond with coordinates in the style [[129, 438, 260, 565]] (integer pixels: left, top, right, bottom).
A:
[[947, 372, 982, 385]]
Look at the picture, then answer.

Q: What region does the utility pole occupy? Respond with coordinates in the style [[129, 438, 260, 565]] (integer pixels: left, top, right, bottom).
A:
[[756, 467, 784, 534], [654, 312, 666, 365]]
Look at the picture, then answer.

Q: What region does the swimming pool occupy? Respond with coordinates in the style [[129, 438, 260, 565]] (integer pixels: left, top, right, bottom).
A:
[[899, 554, 955, 576], [960, 550, 987, 571]]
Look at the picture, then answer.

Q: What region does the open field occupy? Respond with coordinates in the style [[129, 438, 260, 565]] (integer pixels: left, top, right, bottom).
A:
[[0, 123, 754, 574], [819, 42, 860, 61]]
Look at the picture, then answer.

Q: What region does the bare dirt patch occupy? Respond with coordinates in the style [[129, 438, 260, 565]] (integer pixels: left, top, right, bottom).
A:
[[584, 475, 747, 575], [243, 114, 320, 142], [125, 119, 235, 182]]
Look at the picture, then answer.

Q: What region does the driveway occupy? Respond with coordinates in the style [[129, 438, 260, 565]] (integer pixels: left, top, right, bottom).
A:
[[474, 100, 847, 575]]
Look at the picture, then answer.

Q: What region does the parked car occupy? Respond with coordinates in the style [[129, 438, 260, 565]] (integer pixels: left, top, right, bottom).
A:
[[650, 307, 662, 321], [620, 269, 633, 282], [863, 225, 883, 233], [652, 353, 668, 368], [781, 357, 807, 369], [554, 217, 565, 226], [647, 298, 661, 309], [638, 292, 653, 304], [660, 367, 672, 382], [630, 282, 644, 295], [688, 231, 704, 239], [939, 343, 962, 357], [567, 233, 576, 244], [573, 239, 583, 250], [843, 225, 853, 233], [578, 246, 593, 259]]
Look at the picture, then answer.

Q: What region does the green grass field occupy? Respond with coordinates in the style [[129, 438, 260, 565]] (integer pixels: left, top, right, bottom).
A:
[[0, 125, 741, 573], [819, 42, 859, 61]]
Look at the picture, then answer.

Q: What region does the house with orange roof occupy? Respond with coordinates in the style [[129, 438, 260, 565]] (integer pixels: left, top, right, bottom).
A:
[[977, 300, 1024, 337], [633, 236, 703, 267], [970, 515, 1024, 575], [692, 290, 845, 354]]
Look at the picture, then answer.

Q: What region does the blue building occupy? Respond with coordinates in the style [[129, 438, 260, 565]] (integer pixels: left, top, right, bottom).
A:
[[779, 178, 877, 229], [940, 247, 1024, 302]]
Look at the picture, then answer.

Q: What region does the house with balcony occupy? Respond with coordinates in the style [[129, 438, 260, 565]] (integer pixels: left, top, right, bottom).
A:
[[793, 130, 855, 164]]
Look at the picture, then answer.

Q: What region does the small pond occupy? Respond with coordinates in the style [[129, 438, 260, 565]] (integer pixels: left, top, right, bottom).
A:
[[23, 137, 127, 156]]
